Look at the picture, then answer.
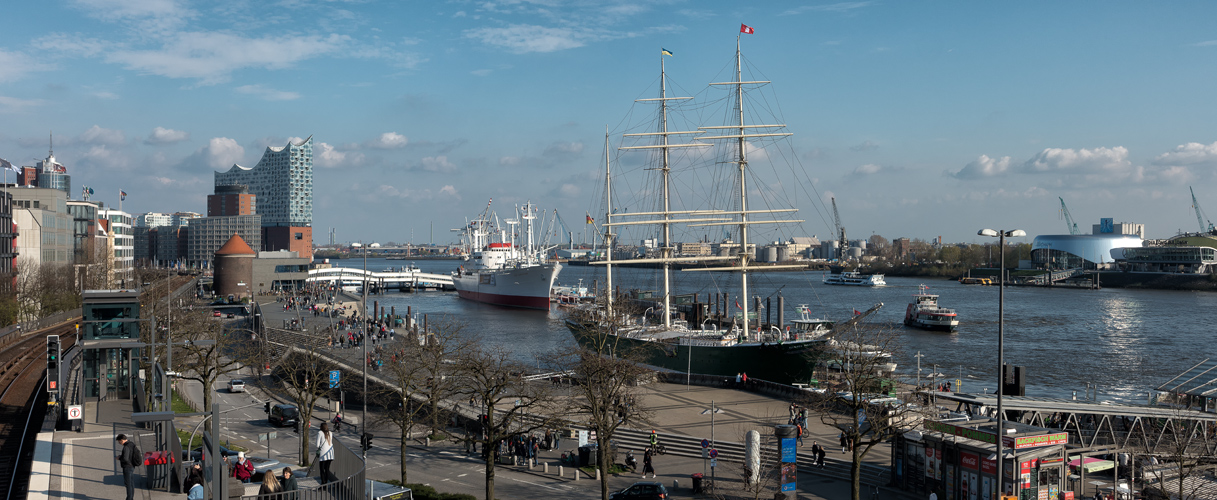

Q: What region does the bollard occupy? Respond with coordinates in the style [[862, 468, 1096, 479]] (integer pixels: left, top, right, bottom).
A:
[[558, 466, 563, 477], [673, 479, 679, 490], [596, 469, 600, 480], [544, 463, 549, 474], [574, 469, 579, 481], [425, 436, 430, 447]]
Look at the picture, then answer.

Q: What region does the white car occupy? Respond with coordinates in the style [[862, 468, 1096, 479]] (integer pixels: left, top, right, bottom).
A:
[[227, 380, 246, 393]]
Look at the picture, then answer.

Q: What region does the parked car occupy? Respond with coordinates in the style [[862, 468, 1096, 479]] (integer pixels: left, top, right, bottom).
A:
[[226, 379, 246, 393], [213, 310, 222, 317], [226, 313, 235, 318], [268, 403, 300, 428], [610, 482, 668, 500]]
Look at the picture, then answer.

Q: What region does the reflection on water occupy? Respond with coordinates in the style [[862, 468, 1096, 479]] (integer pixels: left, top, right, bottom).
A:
[[345, 258, 1215, 403]]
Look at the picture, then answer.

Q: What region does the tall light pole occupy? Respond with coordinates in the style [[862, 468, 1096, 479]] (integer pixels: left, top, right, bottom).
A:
[[361, 241, 368, 461], [978, 228, 1025, 497]]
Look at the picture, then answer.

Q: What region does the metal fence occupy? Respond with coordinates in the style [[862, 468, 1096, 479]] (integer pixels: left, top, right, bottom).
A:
[[0, 308, 82, 346], [241, 438, 366, 500]]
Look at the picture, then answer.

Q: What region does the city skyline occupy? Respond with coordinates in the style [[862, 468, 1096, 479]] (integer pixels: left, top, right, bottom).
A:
[[5, 2, 1217, 244]]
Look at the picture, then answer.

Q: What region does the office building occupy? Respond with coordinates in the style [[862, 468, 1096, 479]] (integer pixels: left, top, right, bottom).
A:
[[10, 187, 72, 267], [136, 212, 173, 228], [27, 138, 72, 198], [251, 250, 309, 293], [172, 212, 202, 227], [215, 136, 313, 259], [186, 215, 261, 267], [155, 225, 188, 266], [0, 189, 15, 288]]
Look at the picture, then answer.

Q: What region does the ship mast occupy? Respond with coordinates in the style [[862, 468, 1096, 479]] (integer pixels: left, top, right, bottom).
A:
[[660, 58, 673, 327], [603, 128, 614, 315], [734, 37, 751, 336]]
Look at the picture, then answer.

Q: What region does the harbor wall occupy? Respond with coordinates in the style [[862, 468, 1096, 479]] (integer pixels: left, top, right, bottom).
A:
[[1089, 271, 1217, 291]]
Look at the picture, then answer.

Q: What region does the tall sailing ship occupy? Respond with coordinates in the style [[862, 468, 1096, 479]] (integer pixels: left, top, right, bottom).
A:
[[567, 37, 881, 384], [453, 200, 562, 310]]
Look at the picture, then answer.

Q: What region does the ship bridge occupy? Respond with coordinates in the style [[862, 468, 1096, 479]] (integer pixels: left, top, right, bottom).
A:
[[307, 267, 454, 290]]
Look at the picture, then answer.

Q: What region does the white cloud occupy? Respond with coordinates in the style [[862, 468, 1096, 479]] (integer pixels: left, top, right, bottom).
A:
[[462, 23, 676, 54], [558, 183, 580, 197], [853, 164, 882, 175], [439, 185, 459, 198], [145, 127, 189, 145], [544, 141, 584, 156], [107, 32, 349, 84], [79, 125, 127, 146], [314, 141, 364, 168], [499, 156, 521, 166], [418, 156, 457, 173], [71, 0, 194, 29], [32, 33, 107, 57], [949, 154, 1011, 179], [235, 84, 301, 101], [850, 140, 879, 152], [80, 144, 132, 170], [0, 96, 48, 114], [1021, 146, 1129, 173], [366, 132, 409, 149], [92, 91, 120, 100], [179, 137, 245, 171], [1153, 141, 1217, 166], [0, 49, 54, 83], [471, 69, 494, 77]]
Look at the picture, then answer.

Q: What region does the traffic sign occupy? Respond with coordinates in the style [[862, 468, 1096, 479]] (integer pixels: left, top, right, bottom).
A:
[[701, 439, 709, 449], [708, 448, 718, 459], [67, 405, 82, 420], [710, 458, 717, 468], [329, 370, 340, 389]]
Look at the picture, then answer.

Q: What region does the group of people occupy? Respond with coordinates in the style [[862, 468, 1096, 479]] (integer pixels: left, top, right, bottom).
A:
[[115, 434, 300, 500]]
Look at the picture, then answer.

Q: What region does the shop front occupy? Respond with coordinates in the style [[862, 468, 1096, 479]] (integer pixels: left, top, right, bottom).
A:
[[893, 417, 1067, 500]]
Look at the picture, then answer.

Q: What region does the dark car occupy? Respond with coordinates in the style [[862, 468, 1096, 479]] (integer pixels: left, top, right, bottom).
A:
[[268, 403, 300, 427], [610, 482, 668, 500]]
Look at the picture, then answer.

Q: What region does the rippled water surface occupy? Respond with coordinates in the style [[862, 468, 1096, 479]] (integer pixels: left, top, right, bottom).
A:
[[343, 257, 1216, 402]]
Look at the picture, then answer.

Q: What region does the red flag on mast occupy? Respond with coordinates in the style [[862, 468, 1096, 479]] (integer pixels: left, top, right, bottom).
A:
[[740, 24, 754, 34]]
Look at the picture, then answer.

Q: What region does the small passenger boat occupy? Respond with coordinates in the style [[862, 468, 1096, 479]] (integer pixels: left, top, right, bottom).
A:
[[904, 285, 960, 332]]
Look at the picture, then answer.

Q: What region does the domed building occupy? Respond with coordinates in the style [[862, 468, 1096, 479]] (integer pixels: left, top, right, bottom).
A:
[[214, 234, 256, 299], [1030, 218, 1143, 270]]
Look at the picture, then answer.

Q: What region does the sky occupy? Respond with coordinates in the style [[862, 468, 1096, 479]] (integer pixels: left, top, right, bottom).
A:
[[6, 1, 1217, 245]]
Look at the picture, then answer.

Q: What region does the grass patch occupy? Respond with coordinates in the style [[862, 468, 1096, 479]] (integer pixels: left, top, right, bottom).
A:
[[177, 429, 203, 450], [581, 464, 630, 475], [427, 433, 447, 442], [171, 390, 195, 413], [382, 480, 476, 500]]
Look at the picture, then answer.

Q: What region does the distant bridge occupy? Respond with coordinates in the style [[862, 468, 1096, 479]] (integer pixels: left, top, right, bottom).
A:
[[307, 267, 455, 290]]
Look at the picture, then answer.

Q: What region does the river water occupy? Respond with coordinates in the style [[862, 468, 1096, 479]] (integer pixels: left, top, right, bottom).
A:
[[338, 257, 1215, 404]]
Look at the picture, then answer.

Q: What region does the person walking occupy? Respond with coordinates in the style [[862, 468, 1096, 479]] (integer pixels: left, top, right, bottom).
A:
[[796, 423, 804, 447], [816, 443, 827, 469], [317, 422, 336, 483], [649, 429, 659, 450], [643, 447, 656, 478], [232, 452, 255, 484], [114, 434, 139, 500], [840, 431, 849, 453]]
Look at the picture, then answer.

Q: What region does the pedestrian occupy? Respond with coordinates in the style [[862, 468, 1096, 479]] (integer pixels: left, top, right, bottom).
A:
[[183, 463, 205, 493], [816, 443, 827, 468], [741, 372, 748, 385], [258, 470, 282, 495], [281, 467, 299, 500], [643, 447, 656, 478], [114, 434, 139, 500], [232, 452, 255, 484], [796, 423, 804, 447], [840, 431, 848, 453], [317, 422, 335, 482], [735, 372, 742, 385]]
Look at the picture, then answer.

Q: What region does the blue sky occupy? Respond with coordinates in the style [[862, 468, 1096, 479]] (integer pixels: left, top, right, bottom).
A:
[[6, 1, 1217, 245]]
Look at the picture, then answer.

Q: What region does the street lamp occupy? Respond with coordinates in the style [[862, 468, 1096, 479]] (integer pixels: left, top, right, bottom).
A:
[[977, 228, 1025, 497], [701, 402, 723, 490]]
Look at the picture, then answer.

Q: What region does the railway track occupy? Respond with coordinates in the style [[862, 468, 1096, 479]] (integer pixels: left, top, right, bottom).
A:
[[0, 322, 78, 499]]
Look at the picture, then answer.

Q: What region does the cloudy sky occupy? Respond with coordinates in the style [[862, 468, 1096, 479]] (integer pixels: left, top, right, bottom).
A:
[[5, 1, 1217, 244]]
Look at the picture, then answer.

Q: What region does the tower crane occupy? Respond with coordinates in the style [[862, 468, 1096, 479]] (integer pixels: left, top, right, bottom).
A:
[[1190, 186, 1214, 233], [831, 197, 847, 261], [1058, 197, 1080, 235]]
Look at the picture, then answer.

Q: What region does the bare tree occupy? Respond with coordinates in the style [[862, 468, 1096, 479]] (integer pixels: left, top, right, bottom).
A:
[[807, 324, 928, 500], [173, 308, 253, 411], [556, 317, 654, 500], [457, 345, 561, 500], [276, 345, 336, 467], [372, 322, 471, 484], [1127, 401, 1217, 500]]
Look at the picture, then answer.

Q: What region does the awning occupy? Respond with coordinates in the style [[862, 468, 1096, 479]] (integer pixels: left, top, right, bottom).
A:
[[1068, 456, 1115, 472]]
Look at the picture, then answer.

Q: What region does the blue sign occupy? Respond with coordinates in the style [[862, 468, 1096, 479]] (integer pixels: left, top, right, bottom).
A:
[[1100, 218, 1114, 233], [701, 439, 709, 449], [781, 437, 796, 462], [329, 370, 340, 389]]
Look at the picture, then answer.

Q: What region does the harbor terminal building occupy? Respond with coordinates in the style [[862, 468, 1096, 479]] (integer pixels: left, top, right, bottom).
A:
[[1032, 218, 1217, 274]]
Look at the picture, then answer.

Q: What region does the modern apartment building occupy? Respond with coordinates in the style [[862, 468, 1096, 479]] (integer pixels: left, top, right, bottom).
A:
[[214, 136, 312, 259], [98, 208, 134, 286], [186, 214, 261, 267], [0, 189, 16, 286], [172, 212, 202, 227], [136, 212, 173, 228], [66, 200, 103, 265], [207, 184, 256, 216], [155, 225, 188, 266]]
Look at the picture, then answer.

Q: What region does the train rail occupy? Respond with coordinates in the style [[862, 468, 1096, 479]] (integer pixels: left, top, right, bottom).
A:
[[0, 322, 78, 499]]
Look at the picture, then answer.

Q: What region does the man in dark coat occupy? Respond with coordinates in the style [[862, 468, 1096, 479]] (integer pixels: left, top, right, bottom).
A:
[[115, 434, 139, 500]]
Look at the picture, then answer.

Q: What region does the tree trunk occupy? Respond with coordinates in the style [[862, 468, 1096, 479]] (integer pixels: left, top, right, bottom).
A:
[[406, 430, 416, 486], [484, 452, 496, 500], [851, 447, 861, 500], [599, 445, 609, 500], [300, 412, 311, 468]]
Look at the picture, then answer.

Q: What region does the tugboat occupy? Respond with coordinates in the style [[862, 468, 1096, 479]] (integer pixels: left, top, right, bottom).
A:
[[904, 285, 960, 332]]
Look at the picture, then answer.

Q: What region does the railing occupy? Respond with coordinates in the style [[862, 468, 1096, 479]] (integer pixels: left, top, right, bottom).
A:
[[0, 308, 82, 346], [243, 439, 365, 500]]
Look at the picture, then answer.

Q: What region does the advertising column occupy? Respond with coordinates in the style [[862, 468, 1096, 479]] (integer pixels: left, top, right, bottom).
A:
[[981, 455, 996, 500], [775, 425, 797, 496], [960, 451, 980, 500]]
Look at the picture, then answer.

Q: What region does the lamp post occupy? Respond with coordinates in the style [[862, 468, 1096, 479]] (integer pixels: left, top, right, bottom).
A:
[[701, 402, 722, 491], [977, 228, 1025, 497]]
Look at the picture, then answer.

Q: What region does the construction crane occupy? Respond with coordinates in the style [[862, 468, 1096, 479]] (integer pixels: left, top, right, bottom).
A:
[[1058, 197, 1080, 235], [831, 197, 847, 261], [1190, 186, 1214, 233]]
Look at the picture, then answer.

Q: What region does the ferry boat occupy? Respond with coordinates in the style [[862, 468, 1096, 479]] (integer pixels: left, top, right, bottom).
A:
[[452, 201, 561, 310], [823, 271, 887, 286], [904, 285, 960, 332], [566, 36, 885, 384], [958, 276, 993, 285]]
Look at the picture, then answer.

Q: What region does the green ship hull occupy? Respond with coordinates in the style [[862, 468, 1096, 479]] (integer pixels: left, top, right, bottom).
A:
[[567, 320, 826, 385]]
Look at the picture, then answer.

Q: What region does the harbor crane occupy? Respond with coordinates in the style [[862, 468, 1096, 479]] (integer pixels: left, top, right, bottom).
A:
[[1190, 186, 1215, 233], [1058, 197, 1080, 235], [831, 197, 848, 261]]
